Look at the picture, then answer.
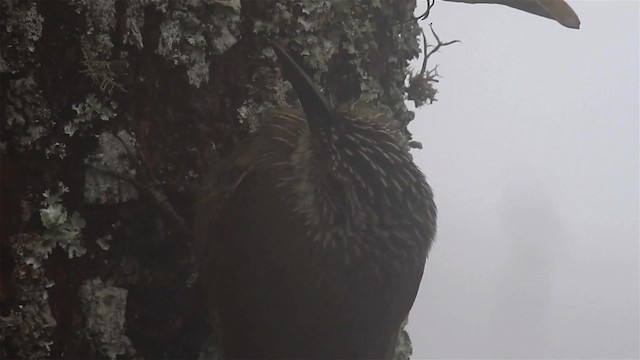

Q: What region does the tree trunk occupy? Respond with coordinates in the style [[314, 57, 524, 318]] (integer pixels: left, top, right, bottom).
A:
[[1, 0, 429, 358]]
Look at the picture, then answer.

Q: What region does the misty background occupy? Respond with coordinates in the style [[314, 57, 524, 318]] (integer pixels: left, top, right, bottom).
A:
[[406, 1, 639, 358]]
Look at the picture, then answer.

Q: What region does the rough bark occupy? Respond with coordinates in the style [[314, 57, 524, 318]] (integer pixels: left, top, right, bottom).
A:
[[1, 0, 433, 358]]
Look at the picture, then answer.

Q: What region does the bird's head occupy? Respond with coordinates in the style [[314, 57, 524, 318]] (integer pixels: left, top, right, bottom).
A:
[[271, 43, 436, 257]]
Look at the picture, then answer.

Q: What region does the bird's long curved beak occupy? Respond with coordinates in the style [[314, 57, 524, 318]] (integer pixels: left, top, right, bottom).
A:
[[441, 0, 580, 29], [271, 42, 335, 129]]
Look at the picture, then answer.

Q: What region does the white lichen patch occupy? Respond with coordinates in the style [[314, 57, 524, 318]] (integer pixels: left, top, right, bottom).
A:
[[79, 278, 134, 360], [35, 182, 87, 265], [0, 282, 57, 359], [3, 76, 55, 153], [1, 0, 43, 74], [84, 131, 139, 204], [67, 94, 118, 136], [96, 235, 113, 251]]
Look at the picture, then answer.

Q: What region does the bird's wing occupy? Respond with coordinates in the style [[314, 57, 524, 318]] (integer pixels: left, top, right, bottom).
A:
[[193, 108, 304, 268], [193, 141, 260, 267]]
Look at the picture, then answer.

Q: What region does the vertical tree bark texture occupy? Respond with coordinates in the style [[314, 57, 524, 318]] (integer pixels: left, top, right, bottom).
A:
[[1, 0, 430, 358]]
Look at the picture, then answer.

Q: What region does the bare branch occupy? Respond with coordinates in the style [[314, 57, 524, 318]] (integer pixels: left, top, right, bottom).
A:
[[407, 23, 459, 107], [415, 0, 436, 21], [86, 164, 189, 235], [422, 23, 460, 75]]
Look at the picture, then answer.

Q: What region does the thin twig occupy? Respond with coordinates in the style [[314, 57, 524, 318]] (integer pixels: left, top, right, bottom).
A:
[[415, 0, 436, 21], [419, 23, 460, 77], [87, 164, 189, 235], [425, 24, 461, 67], [112, 131, 157, 188]]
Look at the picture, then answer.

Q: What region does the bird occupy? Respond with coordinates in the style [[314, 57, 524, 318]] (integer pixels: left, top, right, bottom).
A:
[[441, 0, 581, 29], [194, 43, 437, 359]]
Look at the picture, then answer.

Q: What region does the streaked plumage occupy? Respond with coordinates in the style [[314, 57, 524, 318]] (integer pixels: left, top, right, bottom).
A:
[[194, 44, 436, 359]]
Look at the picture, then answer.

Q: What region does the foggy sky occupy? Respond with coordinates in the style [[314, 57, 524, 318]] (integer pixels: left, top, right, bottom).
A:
[[406, 1, 639, 358]]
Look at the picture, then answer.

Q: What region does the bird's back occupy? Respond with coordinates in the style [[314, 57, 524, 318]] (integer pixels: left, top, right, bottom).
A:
[[195, 108, 427, 359]]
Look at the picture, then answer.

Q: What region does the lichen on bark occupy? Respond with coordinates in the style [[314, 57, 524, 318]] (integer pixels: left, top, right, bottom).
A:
[[1, 1, 436, 358]]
